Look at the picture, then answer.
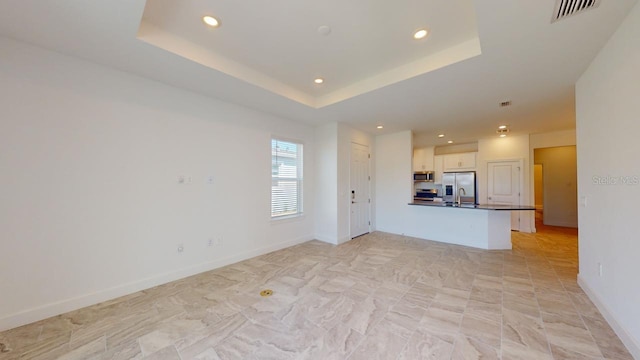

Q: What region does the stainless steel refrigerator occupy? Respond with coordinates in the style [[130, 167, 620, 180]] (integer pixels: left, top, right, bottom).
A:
[[442, 171, 477, 204]]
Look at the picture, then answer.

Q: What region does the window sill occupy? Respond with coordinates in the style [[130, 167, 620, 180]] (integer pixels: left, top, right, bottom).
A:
[[271, 213, 305, 224]]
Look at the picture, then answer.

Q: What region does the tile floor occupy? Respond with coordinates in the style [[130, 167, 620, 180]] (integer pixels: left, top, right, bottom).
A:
[[0, 226, 633, 360]]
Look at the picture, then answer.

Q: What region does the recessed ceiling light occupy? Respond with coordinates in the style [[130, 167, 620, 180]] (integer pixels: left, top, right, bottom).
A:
[[498, 125, 507, 129], [447, 140, 454, 144], [377, 125, 384, 129], [438, 134, 445, 138], [413, 29, 429, 40], [317, 25, 332, 36], [202, 16, 220, 28], [314, 78, 324, 84]]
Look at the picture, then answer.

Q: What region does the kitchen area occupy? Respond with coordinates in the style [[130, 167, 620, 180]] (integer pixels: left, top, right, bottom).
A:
[[404, 142, 535, 250], [412, 144, 479, 204]]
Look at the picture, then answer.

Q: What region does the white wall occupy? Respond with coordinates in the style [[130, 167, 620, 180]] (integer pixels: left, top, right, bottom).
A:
[[314, 123, 338, 243], [477, 135, 533, 232], [375, 131, 414, 232], [0, 37, 316, 331], [576, 2, 640, 357], [530, 129, 576, 149]]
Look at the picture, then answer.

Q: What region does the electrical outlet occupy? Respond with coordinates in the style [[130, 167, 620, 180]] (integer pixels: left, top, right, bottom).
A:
[[207, 175, 214, 184], [207, 238, 214, 247], [598, 262, 603, 277], [177, 244, 184, 253], [580, 196, 588, 208]]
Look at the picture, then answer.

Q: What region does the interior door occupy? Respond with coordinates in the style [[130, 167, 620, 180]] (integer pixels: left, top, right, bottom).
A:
[[350, 143, 370, 238], [487, 161, 521, 230]]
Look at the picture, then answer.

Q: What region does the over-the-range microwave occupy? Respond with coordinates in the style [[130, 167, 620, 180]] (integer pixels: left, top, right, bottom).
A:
[[414, 171, 434, 182]]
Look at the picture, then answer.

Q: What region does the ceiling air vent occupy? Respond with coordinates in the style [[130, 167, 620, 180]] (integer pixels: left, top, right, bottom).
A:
[[552, 0, 601, 23]]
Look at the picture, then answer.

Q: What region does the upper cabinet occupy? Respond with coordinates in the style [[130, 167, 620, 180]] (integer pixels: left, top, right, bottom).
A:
[[443, 152, 476, 171], [413, 146, 435, 172], [434, 155, 444, 184]]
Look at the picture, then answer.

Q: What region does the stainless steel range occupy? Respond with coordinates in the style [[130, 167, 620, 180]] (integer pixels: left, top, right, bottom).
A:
[[415, 188, 438, 201]]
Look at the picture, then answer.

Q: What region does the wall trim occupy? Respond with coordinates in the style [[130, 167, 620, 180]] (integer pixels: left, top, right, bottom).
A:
[[578, 274, 640, 359], [518, 226, 534, 234], [543, 220, 578, 228], [0, 234, 313, 332], [314, 233, 338, 245], [336, 236, 352, 245]]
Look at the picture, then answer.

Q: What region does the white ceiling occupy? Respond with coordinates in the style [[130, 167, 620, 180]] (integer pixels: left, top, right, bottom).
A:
[[0, 0, 636, 145], [138, 0, 480, 108]]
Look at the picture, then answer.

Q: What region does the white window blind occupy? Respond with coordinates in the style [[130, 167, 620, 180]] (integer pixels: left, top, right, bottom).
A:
[[271, 138, 303, 218]]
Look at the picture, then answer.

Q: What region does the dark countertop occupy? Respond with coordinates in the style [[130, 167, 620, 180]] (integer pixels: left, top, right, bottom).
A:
[[409, 200, 536, 211]]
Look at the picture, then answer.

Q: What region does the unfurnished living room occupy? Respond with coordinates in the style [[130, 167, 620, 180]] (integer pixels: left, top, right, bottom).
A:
[[1, 1, 639, 359]]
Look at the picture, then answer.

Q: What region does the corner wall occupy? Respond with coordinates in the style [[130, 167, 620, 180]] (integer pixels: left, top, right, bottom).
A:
[[0, 37, 316, 330], [576, 2, 640, 357], [375, 131, 413, 232], [314, 123, 339, 243], [314, 123, 374, 244]]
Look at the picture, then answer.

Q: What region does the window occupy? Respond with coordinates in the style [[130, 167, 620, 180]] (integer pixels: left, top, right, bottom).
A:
[[271, 138, 303, 218]]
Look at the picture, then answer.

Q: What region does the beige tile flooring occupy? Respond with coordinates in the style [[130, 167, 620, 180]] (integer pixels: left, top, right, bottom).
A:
[[0, 226, 633, 360]]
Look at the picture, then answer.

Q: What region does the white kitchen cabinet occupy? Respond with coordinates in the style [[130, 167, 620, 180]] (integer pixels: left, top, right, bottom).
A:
[[434, 155, 444, 184], [413, 146, 434, 172], [443, 152, 476, 171]]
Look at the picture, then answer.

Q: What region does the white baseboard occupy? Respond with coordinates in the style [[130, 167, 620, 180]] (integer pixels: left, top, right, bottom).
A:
[[0, 234, 313, 332], [544, 219, 578, 228], [314, 233, 338, 245], [578, 275, 640, 359], [336, 236, 351, 245], [519, 226, 533, 233]]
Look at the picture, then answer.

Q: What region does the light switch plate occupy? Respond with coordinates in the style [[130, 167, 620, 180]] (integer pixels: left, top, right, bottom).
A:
[[579, 196, 587, 207]]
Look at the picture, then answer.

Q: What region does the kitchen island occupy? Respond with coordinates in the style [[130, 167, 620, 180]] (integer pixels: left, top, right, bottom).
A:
[[403, 201, 536, 250]]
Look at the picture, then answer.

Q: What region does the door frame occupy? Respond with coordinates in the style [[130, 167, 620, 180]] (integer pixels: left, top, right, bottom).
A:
[[349, 142, 371, 239], [486, 158, 524, 231]]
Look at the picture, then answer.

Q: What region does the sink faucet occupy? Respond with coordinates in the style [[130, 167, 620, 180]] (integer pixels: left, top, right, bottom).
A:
[[457, 187, 466, 205]]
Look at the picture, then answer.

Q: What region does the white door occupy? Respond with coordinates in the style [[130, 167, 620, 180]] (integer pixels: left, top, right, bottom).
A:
[[350, 143, 370, 238], [487, 161, 521, 231]]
